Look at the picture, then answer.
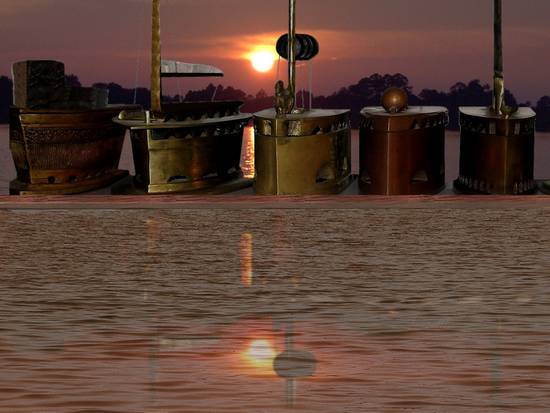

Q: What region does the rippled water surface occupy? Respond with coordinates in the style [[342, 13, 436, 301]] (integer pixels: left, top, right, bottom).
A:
[[1, 207, 550, 412]]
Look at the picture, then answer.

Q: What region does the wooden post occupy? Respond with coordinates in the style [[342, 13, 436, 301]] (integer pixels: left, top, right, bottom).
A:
[[151, 0, 162, 115], [493, 0, 504, 115]]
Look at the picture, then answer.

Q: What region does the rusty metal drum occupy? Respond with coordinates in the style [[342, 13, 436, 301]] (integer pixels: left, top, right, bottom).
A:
[[454, 107, 536, 195], [359, 106, 448, 195]]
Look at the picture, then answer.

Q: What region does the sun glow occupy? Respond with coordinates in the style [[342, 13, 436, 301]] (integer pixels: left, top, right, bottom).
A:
[[243, 339, 276, 369], [249, 47, 277, 73]]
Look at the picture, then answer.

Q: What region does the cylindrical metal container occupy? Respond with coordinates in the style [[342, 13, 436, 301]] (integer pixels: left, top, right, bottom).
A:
[[254, 108, 353, 195], [9, 105, 135, 195], [114, 101, 252, 194], [455, 107, 536, 195], [359, 106, 448, 195]]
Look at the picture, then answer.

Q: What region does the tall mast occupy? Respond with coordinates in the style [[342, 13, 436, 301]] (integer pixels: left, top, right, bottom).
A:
[[493, 0, 504, 115], [494, 0, 503, 77], [151, 0, 162, 115], [288, 0, 296, 113]]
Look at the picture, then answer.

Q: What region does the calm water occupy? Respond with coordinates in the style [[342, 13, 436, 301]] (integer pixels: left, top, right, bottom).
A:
[[1, 208, 550, 412], [1, 125, 550, 412]]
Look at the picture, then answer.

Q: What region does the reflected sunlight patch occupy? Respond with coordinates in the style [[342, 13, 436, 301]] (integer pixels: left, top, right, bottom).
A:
[[243, 339, 276, 370]]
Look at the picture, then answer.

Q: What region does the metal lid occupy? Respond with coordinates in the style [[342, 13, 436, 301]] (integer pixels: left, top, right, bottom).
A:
[[459, 106, 536, 136], [459, 106, 535, 121], [254, 108, 350, 137], [360, 106, 448, 133]]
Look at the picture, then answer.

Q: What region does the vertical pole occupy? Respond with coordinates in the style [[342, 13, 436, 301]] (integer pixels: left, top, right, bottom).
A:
[[308, 61, 313, 110], [493, 0, 504, 114], [288, 0, 296, 112], [494, 0, 503, 77], [151, 0, 162, 115]]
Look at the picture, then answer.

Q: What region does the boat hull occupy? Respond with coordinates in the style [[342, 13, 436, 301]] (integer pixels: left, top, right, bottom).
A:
[[253, 109, 353, 195], [9, 106, 134, 195], [454, 107, 536, 195], [115, 102, 252, 194]]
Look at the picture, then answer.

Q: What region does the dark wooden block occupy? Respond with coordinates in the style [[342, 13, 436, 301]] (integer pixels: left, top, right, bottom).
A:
[[12, 60, 65, 109]]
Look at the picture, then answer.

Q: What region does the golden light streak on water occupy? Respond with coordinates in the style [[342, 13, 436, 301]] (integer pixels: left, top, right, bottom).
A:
[[240, 232, 253, 287]]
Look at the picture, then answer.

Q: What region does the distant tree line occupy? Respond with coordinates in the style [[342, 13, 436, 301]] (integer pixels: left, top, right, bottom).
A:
[[2, 72, 550, 131]]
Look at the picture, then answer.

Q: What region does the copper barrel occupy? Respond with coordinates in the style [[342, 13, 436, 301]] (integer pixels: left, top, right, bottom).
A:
[[454, 107, 536, 195], [9, 105, 134, 195], [359, 106, 448, 195]]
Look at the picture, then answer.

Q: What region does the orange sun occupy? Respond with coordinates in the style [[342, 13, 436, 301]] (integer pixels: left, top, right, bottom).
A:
[[249, 48, 277, 73]]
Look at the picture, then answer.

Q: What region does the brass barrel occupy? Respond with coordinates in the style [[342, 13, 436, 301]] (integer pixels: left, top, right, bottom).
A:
[[254, 108, 353, 195]]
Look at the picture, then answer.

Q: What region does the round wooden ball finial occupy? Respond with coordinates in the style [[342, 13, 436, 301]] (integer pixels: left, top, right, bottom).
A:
[[382, 87, 408, 113]]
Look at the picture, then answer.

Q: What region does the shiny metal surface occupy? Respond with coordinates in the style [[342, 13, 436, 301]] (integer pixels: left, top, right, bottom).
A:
[[360, 106, 448, 195], [381, 87, 408, 114], [288, 0, 296, 113], [455, 107, 536, 195], [492, 0, 515, 117], [254, 109, 353, 195], [276, 33, 319, 61], [160, 60, 224, 77], [117, 107, 251, 195], [116, 1, 251, 195], [8, 106, 134, 195]]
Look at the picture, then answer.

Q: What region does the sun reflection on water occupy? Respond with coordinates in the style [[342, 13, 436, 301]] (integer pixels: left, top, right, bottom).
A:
[[244, 339, 276, 367], [240, 233, 253, 287]]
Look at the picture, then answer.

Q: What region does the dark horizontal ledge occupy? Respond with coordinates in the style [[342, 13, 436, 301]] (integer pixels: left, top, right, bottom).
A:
[[2, 195, 550, 210]]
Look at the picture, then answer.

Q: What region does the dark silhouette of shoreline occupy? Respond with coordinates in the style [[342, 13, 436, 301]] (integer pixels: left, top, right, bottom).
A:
[[2, 73, 550, 131]]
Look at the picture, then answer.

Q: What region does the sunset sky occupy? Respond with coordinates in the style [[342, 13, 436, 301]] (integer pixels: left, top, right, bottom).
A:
[[1, 0, 550, 102]]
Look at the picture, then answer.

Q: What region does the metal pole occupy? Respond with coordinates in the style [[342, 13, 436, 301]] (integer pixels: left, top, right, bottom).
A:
[[493, 0, 504, 114], [151, 0, 162, 115], [494, 0, 503, 77], [288, 0, 296, 112]]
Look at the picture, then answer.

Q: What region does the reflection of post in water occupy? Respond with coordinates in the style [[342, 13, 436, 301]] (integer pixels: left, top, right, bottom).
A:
[[273, 321, 317, 407], [240, 233, 253, 287], [489, 319, 503, 407], [145, 216, 160, 402], [145, 217, 160, 298]]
